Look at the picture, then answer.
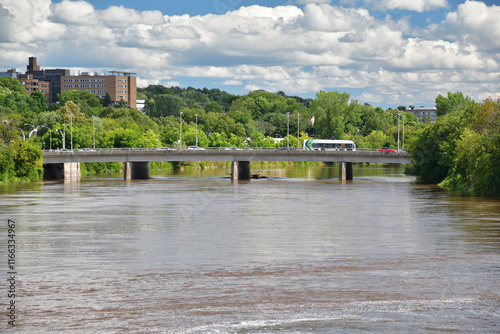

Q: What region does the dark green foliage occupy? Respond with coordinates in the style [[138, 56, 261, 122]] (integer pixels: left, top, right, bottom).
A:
[[103, 92, 112, 107]]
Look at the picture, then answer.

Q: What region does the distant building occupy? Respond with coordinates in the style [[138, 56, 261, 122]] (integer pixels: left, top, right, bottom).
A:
[[61, 70, 137, 109], [407, 107, 437, 123], [17, 73, 51, 102], [27, 57, 69, 104], [0, 69, 18, 78], [2, 57, 137, 108]]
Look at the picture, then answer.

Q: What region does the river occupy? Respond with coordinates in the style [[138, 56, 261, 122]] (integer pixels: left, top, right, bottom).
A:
[[1, 165, 499, 333]]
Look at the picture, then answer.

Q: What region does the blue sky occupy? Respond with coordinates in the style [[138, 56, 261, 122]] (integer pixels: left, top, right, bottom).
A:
[[1, 0, 499, 109]]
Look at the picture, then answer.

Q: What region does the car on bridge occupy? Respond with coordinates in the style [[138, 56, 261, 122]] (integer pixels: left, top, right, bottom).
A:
[[187, 146, 205, 150], [378, 147, 397, 153]]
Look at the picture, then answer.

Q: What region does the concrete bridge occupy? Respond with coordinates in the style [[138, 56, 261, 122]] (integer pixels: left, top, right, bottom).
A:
[[42, 148, 411, 181]]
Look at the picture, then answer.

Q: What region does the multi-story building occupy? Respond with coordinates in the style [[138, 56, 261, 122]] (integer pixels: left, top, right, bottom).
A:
[[408, 107, 437, 123], [61, 70, 136, 109], [17, 73, 51, 102], [2, 57, 137, 108], [27, 57, 69, 105], [0, 69, 18, 78]]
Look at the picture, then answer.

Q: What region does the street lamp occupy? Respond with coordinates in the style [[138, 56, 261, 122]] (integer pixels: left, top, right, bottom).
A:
[[402, 113, 405, 150], [195, 114, 198, 146], [56, 128, 65, 149], [92, 116, 95, 149], [397, 113, 400, 151], [70, 114, 73, 151], [25, 124, 38, 138], [179, 111, 183, 150], [297, 113, 300, 149], [287, 112, 290, 151], [16, 128, 25, 141]]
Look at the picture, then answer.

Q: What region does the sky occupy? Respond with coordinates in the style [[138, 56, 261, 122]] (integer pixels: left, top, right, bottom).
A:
[[1, 0, 499, 109]]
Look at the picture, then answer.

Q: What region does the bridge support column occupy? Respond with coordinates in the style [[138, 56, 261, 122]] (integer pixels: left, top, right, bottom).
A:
[[124, 161, 150, 180], [339, 162, 353, 180], [231, 161, 251, 180], [43, 163, 80, 180]]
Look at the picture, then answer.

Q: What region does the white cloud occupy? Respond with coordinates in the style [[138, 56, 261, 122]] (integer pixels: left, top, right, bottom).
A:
[[0, 0, 499, 108], [439, 0, 500, 52], [0, 0, 65, 43], [51, 0, 97, 25]]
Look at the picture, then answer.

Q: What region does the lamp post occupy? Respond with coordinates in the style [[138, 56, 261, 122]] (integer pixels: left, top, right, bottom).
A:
[[397, 113, 400, 151], [402, 113, 405, 150], [25, 124, 38, 138], [70, 114, 73, 151], [179, 111, 183, 150], [92, 116, 95, 149], [297, 113, 300, 149], [287, 112, 290, 151], [56, 128, 65, 149], [195, 113, 198, 146], [16, 128, 25, 141]]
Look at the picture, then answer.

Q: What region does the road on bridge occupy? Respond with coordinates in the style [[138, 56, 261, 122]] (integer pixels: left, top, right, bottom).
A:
[[42, 148, 411, 164]]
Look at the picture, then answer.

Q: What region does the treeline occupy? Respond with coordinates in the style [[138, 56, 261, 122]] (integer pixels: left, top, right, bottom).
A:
[[1, 76, 498, 195], [409, 92, 499, 196]]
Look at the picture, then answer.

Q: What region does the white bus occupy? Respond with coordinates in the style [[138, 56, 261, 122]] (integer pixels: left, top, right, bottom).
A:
[[304, 139, 356, 151]]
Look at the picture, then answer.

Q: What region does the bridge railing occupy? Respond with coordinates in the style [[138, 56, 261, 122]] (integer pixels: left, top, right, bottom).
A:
[[43, 147, 402, 153]]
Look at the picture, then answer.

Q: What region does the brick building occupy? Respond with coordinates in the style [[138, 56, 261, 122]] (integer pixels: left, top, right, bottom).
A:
[[2, 57, 137, 108]]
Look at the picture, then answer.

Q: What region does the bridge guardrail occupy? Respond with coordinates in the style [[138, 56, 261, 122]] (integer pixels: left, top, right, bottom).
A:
[[43, 147, 401, 153]]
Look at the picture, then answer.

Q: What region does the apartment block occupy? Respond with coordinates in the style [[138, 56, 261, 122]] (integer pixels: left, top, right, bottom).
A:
[[17, 73, 52, 102], [2, 57, 137, 108], [407, 107, 437, 123], [61, 71, 137, 109]]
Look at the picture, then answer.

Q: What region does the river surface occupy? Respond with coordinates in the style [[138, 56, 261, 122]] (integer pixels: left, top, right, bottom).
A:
[[1, 165, 499, 333]]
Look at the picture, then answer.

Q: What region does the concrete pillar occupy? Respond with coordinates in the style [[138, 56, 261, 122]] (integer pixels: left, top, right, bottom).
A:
[[231, 161, 251, 180], [124, 162, 131, 180], [64, 162, 81, 180], [43, 163, 80, 180], [124, 161, 150, 180], [339, 162, 353, 180], [231, 161, 238, 180]]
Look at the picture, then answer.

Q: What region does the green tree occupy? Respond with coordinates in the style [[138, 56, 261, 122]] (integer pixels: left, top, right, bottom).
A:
[[10, 139, 43, 181], [311, 91, 350, 139], [30, 91, 48, 114], [440, 98, 500, 195], [435, 91, 474, 117], [409, 110, 464, 184], [103, 92, 112, 107]]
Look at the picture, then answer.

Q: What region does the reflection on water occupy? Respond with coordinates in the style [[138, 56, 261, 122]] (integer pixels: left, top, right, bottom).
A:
[[1, 165, 499, 333]]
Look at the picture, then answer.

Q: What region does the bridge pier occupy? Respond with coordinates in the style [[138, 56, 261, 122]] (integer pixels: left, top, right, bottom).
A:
[[124, 161, 150, 180], [43, 163, 81, 180], [339, 162, 353, 180], [231, 161, 251, 180]]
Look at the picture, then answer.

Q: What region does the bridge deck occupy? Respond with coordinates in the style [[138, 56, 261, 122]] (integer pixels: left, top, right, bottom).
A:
[[43, 148, 411, 164]]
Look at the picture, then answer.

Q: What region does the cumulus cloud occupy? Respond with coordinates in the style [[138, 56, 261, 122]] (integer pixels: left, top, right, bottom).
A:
[[0, 0, 65, 43], [439, 0, 500, 52], [0, 0, 499, 107]]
